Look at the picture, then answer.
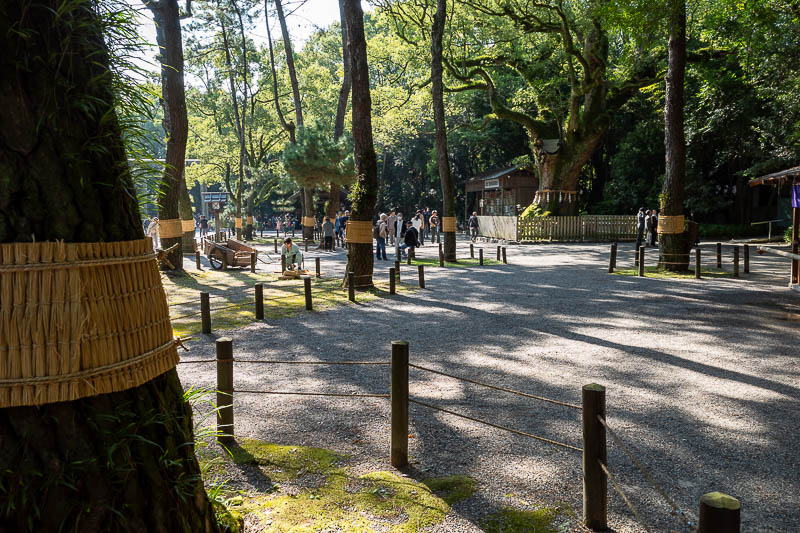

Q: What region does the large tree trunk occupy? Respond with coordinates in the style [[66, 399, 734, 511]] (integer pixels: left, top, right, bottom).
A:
[[431, 0, 456, 260], [659, 0, 689, 271], [179, 170, 196, 252], [0, 1, 217, 530], [327, 0, 352, 221], [274, 0, 314, 242], [342, 0, 377, 288], [148, 0, 189, 271], [532, 138, 601, 216]]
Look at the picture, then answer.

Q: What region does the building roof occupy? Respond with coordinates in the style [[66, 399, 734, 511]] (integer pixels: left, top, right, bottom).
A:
[[467, 165, 531, 182], [748, 166, 800, 187]]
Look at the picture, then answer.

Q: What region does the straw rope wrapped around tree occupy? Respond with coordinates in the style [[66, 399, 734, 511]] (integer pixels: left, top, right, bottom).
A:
[[0, 1, 218, 530]]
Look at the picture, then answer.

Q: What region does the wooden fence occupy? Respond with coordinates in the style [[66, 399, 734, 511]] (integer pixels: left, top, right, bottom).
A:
[[477, 215, 637, 242]]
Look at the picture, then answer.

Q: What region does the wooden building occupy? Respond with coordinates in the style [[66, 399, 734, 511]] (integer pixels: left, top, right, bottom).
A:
[[465, 165, 538, 217], [749, 166, 799, 288]]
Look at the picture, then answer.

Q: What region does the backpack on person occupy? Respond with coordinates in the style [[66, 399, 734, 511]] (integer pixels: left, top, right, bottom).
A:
[[373, 223, 381, 239]]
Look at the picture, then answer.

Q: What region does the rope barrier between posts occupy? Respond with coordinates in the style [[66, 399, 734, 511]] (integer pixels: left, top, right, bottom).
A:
[[599, 460, 652, 533], [233, 390, 390, 398], [409, 364, 581, 410], [409, 398, 582, 453]]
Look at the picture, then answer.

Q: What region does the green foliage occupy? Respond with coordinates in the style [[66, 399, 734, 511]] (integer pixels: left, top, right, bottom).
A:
[[422, 475, 476, 505], [480, 507, 563, 533], [281, 124, 355, 189], [785, 226, 793, 244], [520, 203, 549, 219]]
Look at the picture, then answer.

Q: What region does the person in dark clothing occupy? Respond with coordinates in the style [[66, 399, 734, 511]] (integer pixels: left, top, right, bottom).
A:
[[468, 211, 479, 241], [635, 207, 646, 250], [399, 221, 418, 258]]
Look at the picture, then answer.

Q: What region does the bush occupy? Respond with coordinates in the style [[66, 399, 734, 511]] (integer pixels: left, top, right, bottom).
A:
[[519, 203, 551, 219], [786, 226, 793, 243]]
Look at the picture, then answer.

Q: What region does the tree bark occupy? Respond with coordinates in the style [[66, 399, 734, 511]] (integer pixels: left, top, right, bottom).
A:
[[179, 177, 196, 252], [431, 0, 456, 260], [147, 0, 189, 270], [342, 0, 377, 287], [327, 0, 352, 220], [274, 0, 314, 241], [659, 0, 689, 271], [0, 1, 217, 530]]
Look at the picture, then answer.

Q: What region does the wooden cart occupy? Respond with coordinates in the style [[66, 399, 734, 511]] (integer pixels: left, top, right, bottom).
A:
[[202, 238, 257, 270]]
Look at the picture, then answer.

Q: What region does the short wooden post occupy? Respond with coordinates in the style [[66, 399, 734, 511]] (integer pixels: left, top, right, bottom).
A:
[[470, 242, 474, 258], [390, 341, 409, 467], [608, 243, 617, 273], [389, 267, 396, 294], [216, 337, 234, 445], [195, 250, 202, 270], [418, 265, 425, 288], [743, 244, 750, 274], [439, 249, 444, 267], [717, 242, 722, 268], [733, 246, 740, 278], [394, 260, 400, 281], [496, 245, 501, 261], [281, 255, 286, 274], [696, 248, 702, 279], [200, 292, 211, 334], [502, 247, 507, 264], [698, 492, 740, 533], [250, 252, 256, 273], [255, 283, 264, 320], [479, 248, 484, 265], [348, 272, 355, 302], [304, 239, 309, 253], [638, 246, 645, 277], [304, 276, 312, 310], [582, 383, 607, 530], [222, 252, 228, 271], [274, 238, 278, 253], [315, 256, 321, 278]]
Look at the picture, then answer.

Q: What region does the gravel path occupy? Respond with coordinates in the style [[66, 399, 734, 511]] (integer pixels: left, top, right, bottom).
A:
[[179, 238, 799, 532]]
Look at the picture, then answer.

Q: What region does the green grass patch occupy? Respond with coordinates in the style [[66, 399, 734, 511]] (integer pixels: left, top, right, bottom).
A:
[[199, 439, 456, 532], [164, 269, 415, 336], [409, 257, 500, 268], [481, 507, 564, 533], [422, 475, 476, 505], [612, 266, 733, 279]]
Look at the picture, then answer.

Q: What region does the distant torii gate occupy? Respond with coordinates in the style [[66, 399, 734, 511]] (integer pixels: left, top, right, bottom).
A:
[[749, 166, 800, 288]]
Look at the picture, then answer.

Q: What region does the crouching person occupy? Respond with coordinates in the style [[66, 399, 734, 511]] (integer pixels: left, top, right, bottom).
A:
[[282, 238, 303, 270]]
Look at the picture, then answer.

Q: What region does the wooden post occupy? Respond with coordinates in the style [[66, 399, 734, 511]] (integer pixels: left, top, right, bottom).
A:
[[281, 255, 286, 274], [221, 251, 228, 271], [502, 247, 507, 264], [696, 248, 702, 279], [255, 283, 264, 320], [792, 207, 799, 285], [418, 265, 425, 288], [479, 248, 484, 265], [216, 337, 234, 445], [390, 341, 409, 467], [250, 252, 256, 273], [304, 239, 309, 253], [315, 256, 321, 278], [389, 267, 396, 295], [743, 244, 750, 274], [638, 246, 645, 277], [496, 245, 501, 261], [470, 242, 474, 258], [200, 292, 211, 334], [698, 492, 740, 533], [439, 249, 444, 267], [304, 276, 312, 310], [608, 243, 617, 273], [717, 242, 722, 268], [394, 260, 400, 281], [348, 272, 355, 302], [733, 246, 740, 278], [582, 383, 607, 530], [407, 248, 413, 265], [274, 238, 278, 253], [195, 250, 201, 270]]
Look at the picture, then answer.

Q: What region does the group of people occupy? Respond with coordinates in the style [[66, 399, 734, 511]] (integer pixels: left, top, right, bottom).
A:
[[369, 208, 445, 260], [636, 207, 659, 248]]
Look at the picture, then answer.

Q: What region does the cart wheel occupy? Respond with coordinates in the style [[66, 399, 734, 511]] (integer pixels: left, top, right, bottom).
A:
[[208, 249, 224, 269]]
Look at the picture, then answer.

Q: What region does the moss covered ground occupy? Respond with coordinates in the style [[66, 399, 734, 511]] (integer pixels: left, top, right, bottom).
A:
[[612, 266, 733, 279], [406, 257, 501, 268]]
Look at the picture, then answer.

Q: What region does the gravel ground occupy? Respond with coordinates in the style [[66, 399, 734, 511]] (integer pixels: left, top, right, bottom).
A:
[[179, 238, 799, 532]]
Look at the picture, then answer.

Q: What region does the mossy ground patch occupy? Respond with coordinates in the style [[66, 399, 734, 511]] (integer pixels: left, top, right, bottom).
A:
[[612, 266, 733, 279]]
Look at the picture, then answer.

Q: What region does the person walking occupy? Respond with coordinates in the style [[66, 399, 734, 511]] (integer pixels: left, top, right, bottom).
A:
[[394, 212, 404, 258], [412, 211, 423, 246], [374, 214, 388, 260], [423, 207, 432, 241], [468, 211, 479, 241], [650, 210, 659, 246], [645, 210, 654, 247], [199, 215, 208, 238], [635, 207, 646, 250], [146, 217, 160, 250], [429, 210, 440, 243], [322, 216, 334, 251], [387, 211, 397, 245], [340, 210, 350, 243]]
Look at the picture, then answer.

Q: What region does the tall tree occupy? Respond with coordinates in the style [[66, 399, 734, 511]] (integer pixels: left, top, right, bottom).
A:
[[659, 0, 689, 270], [145, 0, 191, 268], [342, 0, 378, 287], [431, 0, 457, 260], [0, 0, 217, 529], [328, 0, 352, 219]]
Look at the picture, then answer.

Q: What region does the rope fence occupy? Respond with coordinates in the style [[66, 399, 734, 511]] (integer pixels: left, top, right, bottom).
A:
[[608, 241, 752, 279]]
